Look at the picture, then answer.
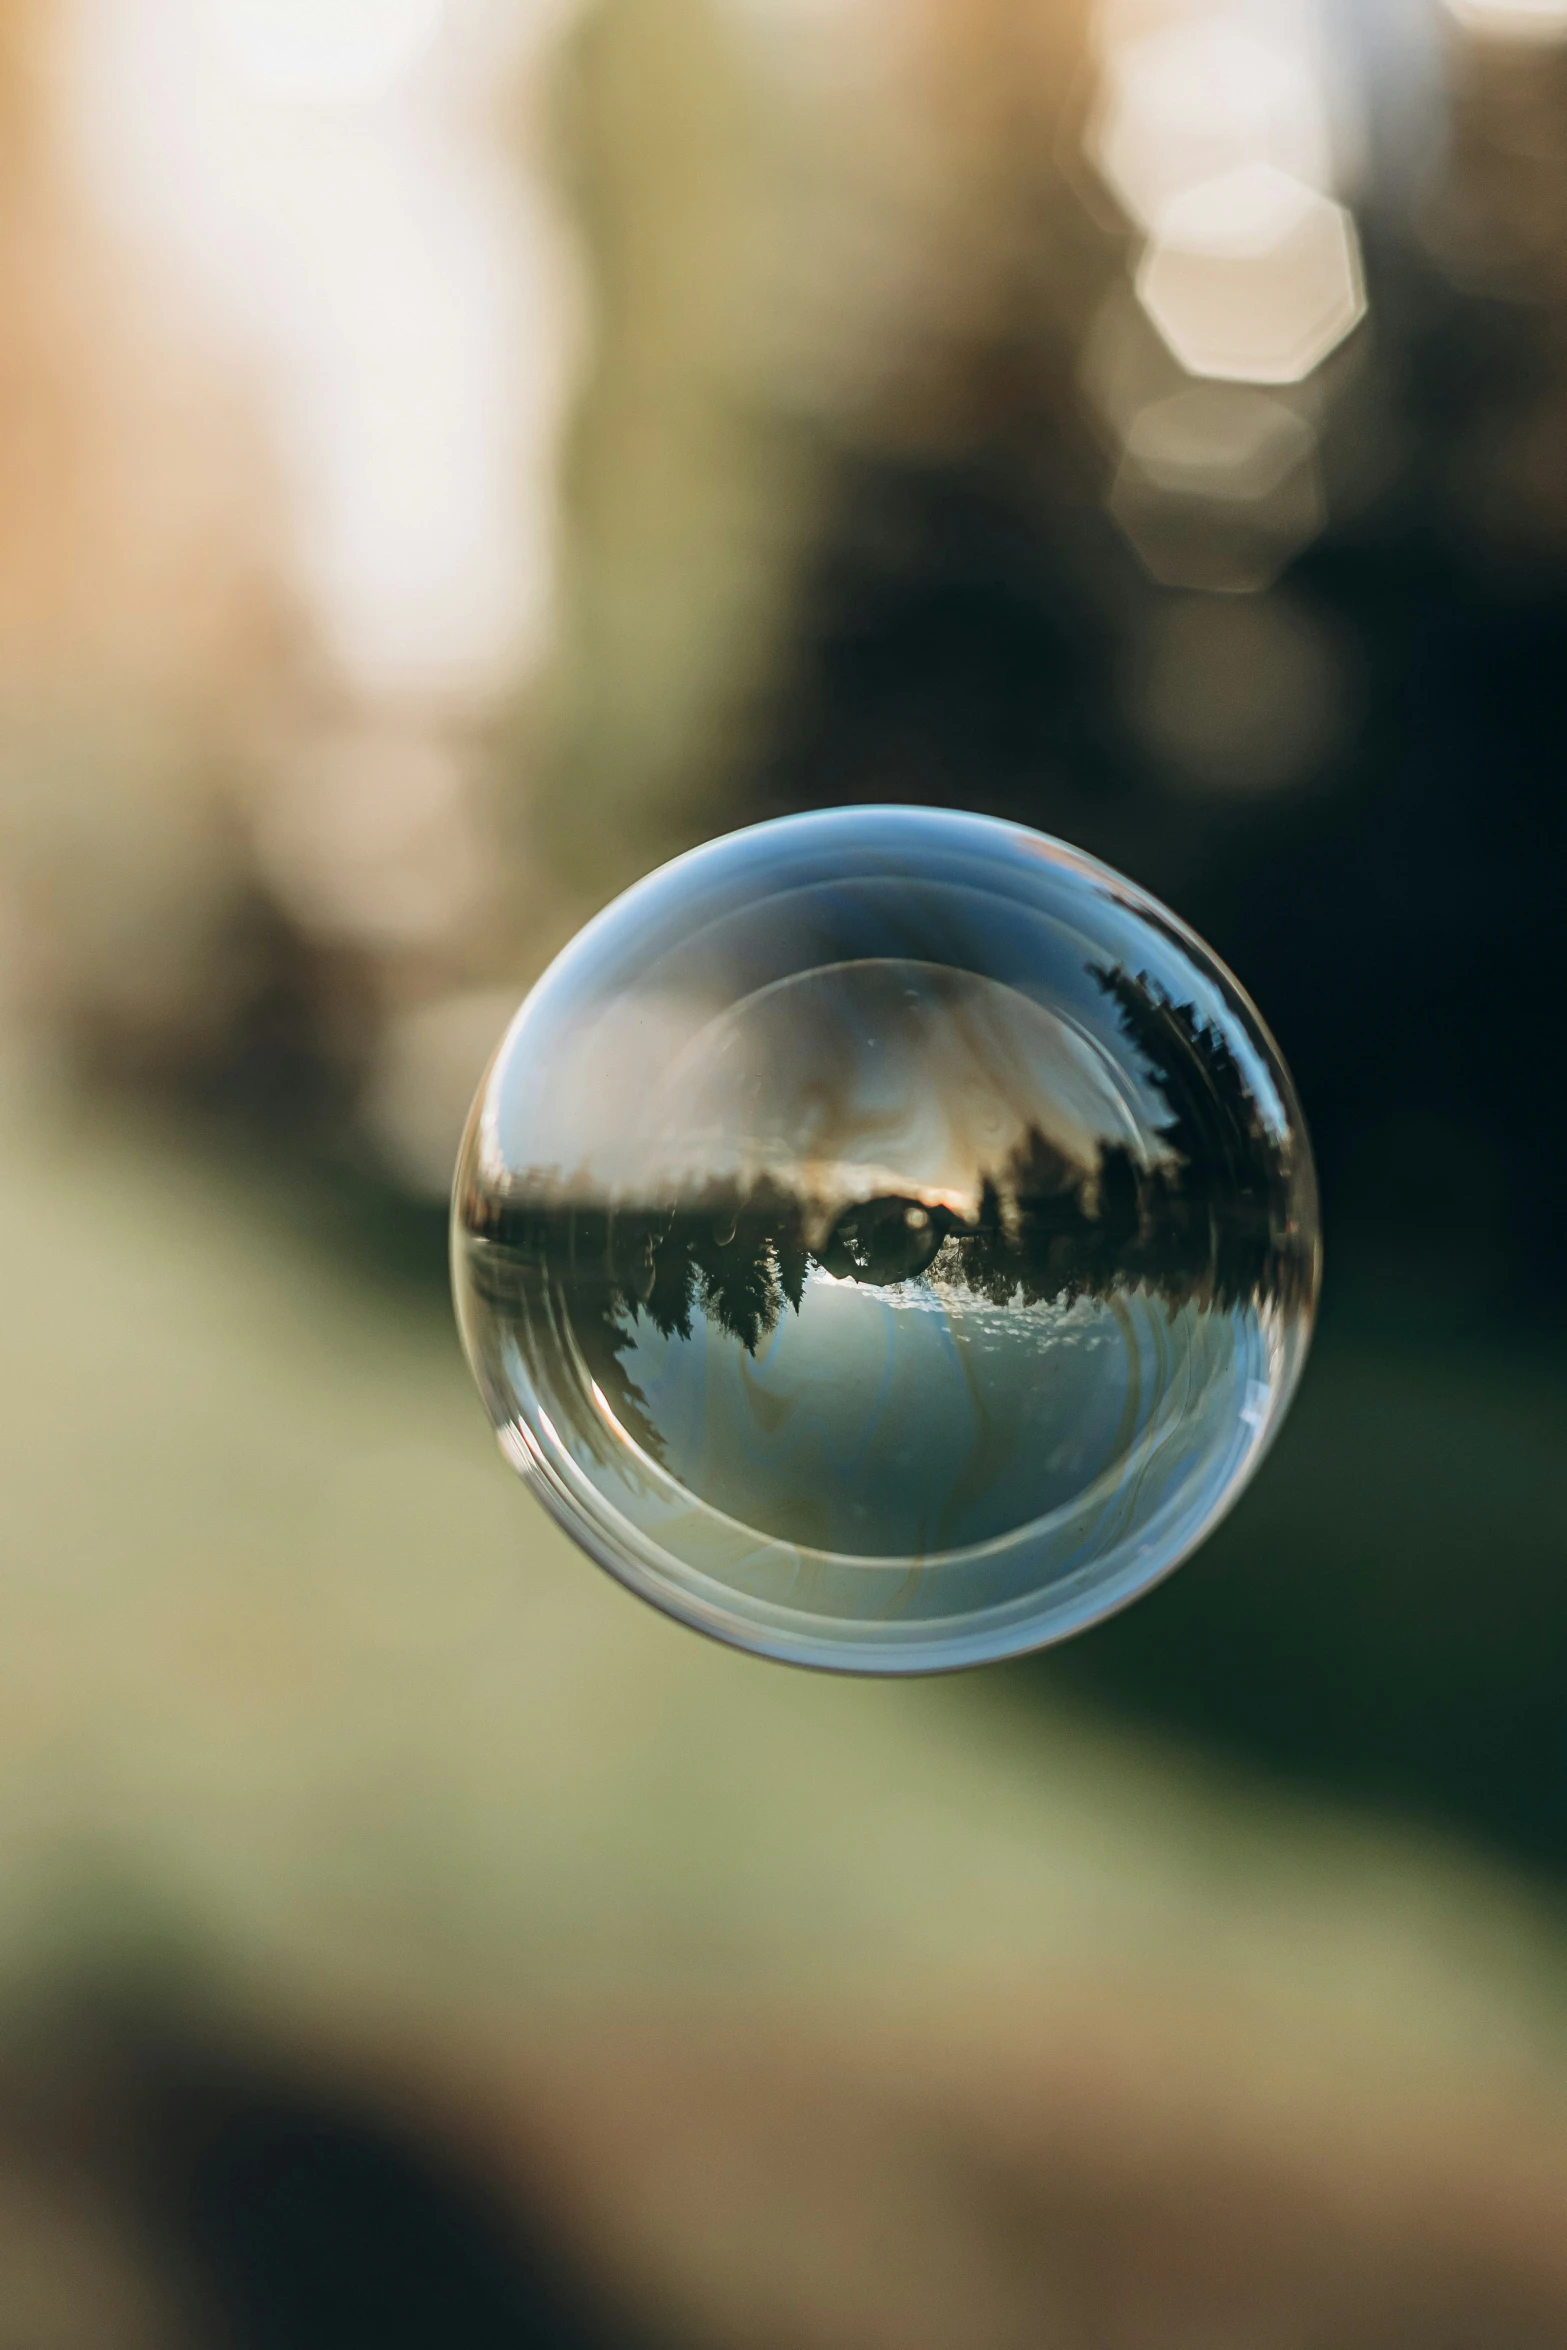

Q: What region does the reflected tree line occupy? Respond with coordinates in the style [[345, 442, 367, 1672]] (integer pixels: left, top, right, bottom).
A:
[[461, 967, 1310, 1381]]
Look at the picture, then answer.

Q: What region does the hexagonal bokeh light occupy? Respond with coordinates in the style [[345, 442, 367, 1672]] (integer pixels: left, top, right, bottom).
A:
[[1110, 385, 1322, 593], [1137, 163, 1365, 386], [1093, 20, 1333, 236]]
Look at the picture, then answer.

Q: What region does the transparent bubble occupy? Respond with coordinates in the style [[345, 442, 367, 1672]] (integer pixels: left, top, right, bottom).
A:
[[452, 808, 1318, 1673]]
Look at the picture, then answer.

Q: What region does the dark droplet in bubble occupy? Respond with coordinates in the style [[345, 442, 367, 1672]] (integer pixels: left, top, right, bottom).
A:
[[819, 1197, 951, 1286]]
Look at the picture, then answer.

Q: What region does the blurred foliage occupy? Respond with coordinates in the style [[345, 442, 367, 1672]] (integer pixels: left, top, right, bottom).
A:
[[0, 0, 1560, 2331], [541, 0, 825, 892], [502, 0, 1567, 1886], [0, 1068, 1565, 2343]]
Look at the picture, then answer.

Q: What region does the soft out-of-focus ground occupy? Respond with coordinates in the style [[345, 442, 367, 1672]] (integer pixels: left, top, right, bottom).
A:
[[2, 0, 1567, 2340], [1, 1062, 1567, 2347]]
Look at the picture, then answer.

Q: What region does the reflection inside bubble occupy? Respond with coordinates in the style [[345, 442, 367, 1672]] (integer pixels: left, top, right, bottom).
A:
[[454, 810, 1317, 1672]]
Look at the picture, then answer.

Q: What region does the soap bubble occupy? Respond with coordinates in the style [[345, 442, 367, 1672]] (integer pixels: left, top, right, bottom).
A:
[[452, 808, 1318, 1673]]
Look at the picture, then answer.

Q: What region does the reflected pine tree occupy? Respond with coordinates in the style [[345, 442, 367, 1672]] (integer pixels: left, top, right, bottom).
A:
[[459, 967, 1307, 1472]]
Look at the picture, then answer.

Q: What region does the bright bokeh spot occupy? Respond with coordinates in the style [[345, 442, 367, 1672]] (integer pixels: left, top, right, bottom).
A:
[[1093, 20, 1333, 235], [1122, 384, 1316, 503], [1085, 0, 1362, 578], [73, 0, 575, 702], [1137, 163, 1365, 385], [1111, 386, 1322, 591], [215, 0, 448, 103]]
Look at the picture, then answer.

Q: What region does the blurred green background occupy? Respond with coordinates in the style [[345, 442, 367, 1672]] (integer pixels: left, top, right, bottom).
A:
[[0, 0, 1566, 2342]]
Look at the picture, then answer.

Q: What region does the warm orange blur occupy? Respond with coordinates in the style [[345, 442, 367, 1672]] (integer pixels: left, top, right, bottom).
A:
[[0, 3, 1564, 2344]]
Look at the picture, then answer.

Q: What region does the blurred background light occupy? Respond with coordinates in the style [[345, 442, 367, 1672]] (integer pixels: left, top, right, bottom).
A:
[[1446, 0, 1567, 43], [0, 0, 1560, 2335], [1082, 0, 1364, 588], [1079, 283, 1194, 447], [360, 984, 517, 1197], [214, 0, 449, 104], [1128, 589, 1350, 792], [1136, 163, 1365, 384], [247, 726, 482, 950], [1110, 385, 1322, 590], [1417, 20, 1567, 300], [1092, 18, 1334, 234], [1122, 381, 1318, 500], [71, 0, 579, 706]]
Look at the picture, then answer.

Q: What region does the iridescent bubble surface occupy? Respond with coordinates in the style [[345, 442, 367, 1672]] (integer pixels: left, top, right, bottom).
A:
[[452, 808, 1318, 1672]]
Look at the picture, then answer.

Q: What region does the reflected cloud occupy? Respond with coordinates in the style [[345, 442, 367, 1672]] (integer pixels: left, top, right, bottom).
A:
[[480, 962, 1157, 1242]]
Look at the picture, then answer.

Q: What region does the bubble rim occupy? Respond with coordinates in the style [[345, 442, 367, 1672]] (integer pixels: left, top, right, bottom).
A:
[[451, 805, 1320, 1676]]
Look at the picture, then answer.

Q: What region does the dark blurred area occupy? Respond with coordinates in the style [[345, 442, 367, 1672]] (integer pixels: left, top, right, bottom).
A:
[[3, 0, 1567, 2342], [555, 0, 1567, 1873], [741, 246, 1567, 1862]]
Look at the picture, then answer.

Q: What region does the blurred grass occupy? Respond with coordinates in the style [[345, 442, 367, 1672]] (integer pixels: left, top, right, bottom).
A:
[[1033, 1283, 1567, 1868], [0, 1063, 1561, 2086], [5, 1066, 1567, 2343]]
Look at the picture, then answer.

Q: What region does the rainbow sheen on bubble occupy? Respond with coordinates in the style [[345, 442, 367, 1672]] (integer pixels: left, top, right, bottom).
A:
[[452, 808, 1318, 1673]]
